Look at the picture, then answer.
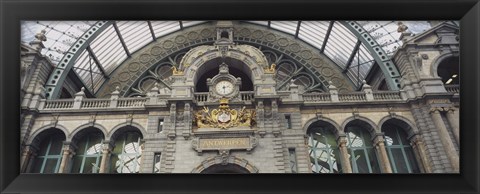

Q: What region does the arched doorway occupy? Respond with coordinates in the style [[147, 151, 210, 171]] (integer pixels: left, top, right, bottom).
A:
[[201, 163, 250, 174], [191, 155, 259, 173]]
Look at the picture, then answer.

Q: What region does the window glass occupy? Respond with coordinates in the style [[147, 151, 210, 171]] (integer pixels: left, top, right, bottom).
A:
[[308, 127, 342, 173], [71, 132, 103, 173], [31, 132, 65, 173], [346, 126, 380, 173], [289, 148, 298, 173], [154, 153, 161, 173], [110, 131, 142, 173], [383, 123, 421, 173]]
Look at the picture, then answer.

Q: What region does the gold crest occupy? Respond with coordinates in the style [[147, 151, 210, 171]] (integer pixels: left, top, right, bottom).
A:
[[194, 98, 256, 129]]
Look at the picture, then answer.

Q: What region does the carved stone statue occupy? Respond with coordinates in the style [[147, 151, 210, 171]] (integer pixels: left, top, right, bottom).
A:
[[397, 22, 408, 33], [34, 30, 47, 42]]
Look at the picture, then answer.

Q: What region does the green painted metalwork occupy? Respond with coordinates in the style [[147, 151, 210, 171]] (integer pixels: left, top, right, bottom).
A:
[[45, 21, 113, 99], [308, 128, 342, 173], [340, 21, 402, 90]]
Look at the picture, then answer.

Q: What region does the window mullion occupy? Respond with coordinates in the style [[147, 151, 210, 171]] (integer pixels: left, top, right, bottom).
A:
[[310, 135, 320, 173], [387, 147, 397, 173]]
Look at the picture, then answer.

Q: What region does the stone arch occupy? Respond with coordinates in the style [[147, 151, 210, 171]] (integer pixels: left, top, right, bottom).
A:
[[430, 52, 459, 79], [96, 24, 355, 97], [181, 44, 268, 87], [341, 116, 379, 137], [106, 122, 147, 142], [191, 155, 259, 173], [378, 116, 419, 139], [68, 123, 108, 142], [26, 124, 68, 147], [303, 116, 342, 136]]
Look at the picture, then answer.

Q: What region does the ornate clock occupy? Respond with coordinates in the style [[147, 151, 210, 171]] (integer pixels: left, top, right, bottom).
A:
[[215, 80, 235, 96], [207, 62, 241, 101]]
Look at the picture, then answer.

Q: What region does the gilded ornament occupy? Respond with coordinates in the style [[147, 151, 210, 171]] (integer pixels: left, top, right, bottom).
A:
[[264, 63, 276, 74], [194, 98, 256, 129], [171, 66, 184, 76]]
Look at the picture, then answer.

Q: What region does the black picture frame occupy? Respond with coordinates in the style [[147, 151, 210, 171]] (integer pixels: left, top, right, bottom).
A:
[[1, 0, 479, 193]]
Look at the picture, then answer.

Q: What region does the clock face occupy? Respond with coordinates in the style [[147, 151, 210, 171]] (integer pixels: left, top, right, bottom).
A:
[[215, 80, 234, 95]]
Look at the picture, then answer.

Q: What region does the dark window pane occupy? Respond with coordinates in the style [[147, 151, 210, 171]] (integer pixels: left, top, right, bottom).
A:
[[353, 149, 369, 173], [32, 158, 44, 173], [367, 148, 380, 173], [43, 158, 59, 173], [71, 156, 83, 173], [391, 148, 409, 173], [404, 147, 420, 173], [109, 153, 120, 173], [49, 138, 63, 155], [38, 139, 50, 156], [76, 138, 87, 154]]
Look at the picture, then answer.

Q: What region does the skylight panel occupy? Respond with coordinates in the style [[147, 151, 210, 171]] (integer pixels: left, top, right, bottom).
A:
[[90, 25, 128, 74], [298, 21, 329, 49], [270, 21, 298, 35], [150, 21, 181, 38], [182, 21, 207, 28], [116, 21, 153, 53], [247, 21, 269, 26]]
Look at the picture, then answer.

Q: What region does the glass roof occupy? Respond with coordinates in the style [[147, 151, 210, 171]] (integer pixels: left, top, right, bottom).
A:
[[21, 20, 441, 95]]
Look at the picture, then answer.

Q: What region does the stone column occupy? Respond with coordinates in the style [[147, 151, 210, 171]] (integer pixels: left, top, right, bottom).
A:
[[336, 135, 352, 173], [373, 134, 393, 173], [58, 143, 75, 173], [409, 135, 432, 173], [445, 108, 459, 145], [20, 145, 37, 173], [430, 108, 459, 172], [99, 142, 113, 173]]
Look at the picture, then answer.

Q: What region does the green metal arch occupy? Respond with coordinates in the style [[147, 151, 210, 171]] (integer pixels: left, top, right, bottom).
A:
[[339, 21, 402, 90], [44, 21, 113, 99]]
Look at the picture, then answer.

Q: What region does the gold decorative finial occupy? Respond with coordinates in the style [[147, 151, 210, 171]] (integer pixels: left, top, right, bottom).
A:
[[264, 63, 276, 74], [172, 66, 184, 75]]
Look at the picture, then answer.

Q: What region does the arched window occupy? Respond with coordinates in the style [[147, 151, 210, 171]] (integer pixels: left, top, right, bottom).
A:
[[31, 131, 65, 173], [71, 131, 104, 173], [307, 121, 342, 173], [383, 121, 420, 173], [110, 131, 143, 173], [437, 56, 459, 85], [345, 125, 380, 173]]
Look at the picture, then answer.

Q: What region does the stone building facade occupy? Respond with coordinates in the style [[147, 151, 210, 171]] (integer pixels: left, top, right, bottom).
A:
[[19, 21, 459, 173]]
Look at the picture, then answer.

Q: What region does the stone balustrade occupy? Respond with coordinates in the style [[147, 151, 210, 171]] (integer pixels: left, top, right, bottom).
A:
[[117, 97, 148, 108], [338, 92, 368, 102], [43, 99, 74, 109], [81, 99, 110, 108], [38, 87, 457, 112], [194, 92, 209, 102], [372, 91, 403, 101], [302, 93, 331, 102], [240, 91, 254, 101], [39, 97, 148, 112]]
